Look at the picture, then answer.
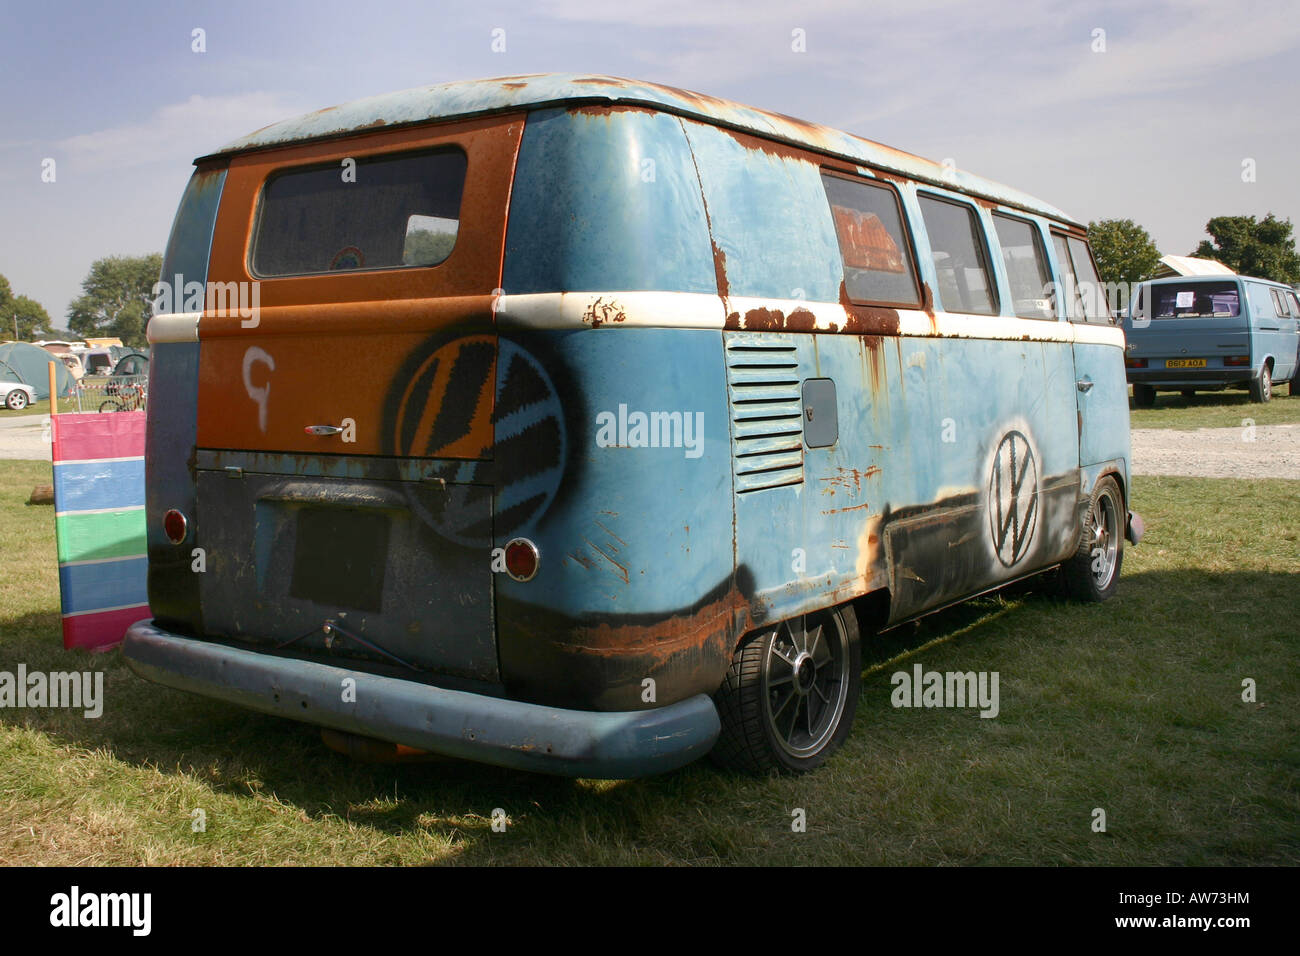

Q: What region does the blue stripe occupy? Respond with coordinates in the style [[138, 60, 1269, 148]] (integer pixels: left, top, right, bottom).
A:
[[53, 458, 145, 512], [58, 557, 148, 615]]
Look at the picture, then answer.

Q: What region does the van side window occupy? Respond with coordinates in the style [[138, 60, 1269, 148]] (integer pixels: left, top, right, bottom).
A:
[[251, 148, 467, 277], [820, 173, 920, 307], [917, 195, 997, 315], [1051, 234, 1082, 320], [991, 214, 1054, 320], [1270, 288, 1292, 318], [1066, 237, 1111, 324]]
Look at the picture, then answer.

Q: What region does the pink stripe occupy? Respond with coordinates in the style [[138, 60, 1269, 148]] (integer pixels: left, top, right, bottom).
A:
[[62, 604, 150, 652], [52, 412, 146, 462]]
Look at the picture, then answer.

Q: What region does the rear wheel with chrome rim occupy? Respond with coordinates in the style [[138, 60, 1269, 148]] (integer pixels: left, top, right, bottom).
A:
[[1061, 475, 1124, 602], [711, 605, 861, 774]]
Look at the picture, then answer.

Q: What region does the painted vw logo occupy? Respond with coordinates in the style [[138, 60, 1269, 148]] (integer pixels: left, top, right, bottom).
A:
[[388, 335, 566, 549], [988, 430, 1038, 567]]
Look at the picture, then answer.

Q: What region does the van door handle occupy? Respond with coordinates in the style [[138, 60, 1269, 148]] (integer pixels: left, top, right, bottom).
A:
[[304, 424, 344, 435], [1076, 380, 1094, 393]]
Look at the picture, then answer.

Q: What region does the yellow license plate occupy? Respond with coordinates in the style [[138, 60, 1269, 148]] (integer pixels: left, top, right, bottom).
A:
[[1165, 358, 1207, 369]]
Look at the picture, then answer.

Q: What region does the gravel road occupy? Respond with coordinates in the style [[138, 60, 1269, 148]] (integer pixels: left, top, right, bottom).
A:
[[0, 416, 51, 461], [1131, 424, 1300, 479]]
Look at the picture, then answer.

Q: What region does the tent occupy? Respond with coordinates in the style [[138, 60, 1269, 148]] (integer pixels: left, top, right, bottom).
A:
[[0, 342, 76, 400]]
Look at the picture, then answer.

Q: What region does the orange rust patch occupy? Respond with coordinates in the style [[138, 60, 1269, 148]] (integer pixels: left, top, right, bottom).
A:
[[569, 103, 659, 119], [822, 501, 876, 515], [819, 465, 881, 496], [742, 307, 785, 331], [842, 304, 901, 336], [853, 514, 885, 589], [786, 307, 817, 331], [551, 580, 752, 661], [582, 296, 627, 328], [712, 241, 730, 298], [920, 283, 938, 327]]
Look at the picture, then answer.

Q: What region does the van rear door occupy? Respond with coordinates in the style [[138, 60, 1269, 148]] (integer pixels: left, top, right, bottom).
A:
[[189, 116, 523, 683]]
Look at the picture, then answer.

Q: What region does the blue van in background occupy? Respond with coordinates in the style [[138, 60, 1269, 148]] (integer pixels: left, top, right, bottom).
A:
[[1123, 275, 1300, 405]]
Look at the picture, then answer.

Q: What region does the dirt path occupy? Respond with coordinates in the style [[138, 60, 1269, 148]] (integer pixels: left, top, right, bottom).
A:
[[1131, 424, 1300, 479]]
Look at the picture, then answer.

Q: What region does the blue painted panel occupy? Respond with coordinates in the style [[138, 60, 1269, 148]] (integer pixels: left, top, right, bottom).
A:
[[492, 328, 734, 617], [159, 167, 226, 300], [147, 168, 222, 625], [1075, 341, 1133, 473], [504, 109, 716, 294], [59, 557, 149, 614], [732, 331, 1082, 625], [682, 120, 843, 302], [54, 458, 145, 512]]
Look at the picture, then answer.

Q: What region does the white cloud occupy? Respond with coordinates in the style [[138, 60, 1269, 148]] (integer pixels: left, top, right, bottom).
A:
[[55, 92, 306, 172]]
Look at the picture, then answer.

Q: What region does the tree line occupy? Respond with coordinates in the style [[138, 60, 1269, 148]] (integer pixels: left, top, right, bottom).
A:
[[1089, 213, 1300, 287]]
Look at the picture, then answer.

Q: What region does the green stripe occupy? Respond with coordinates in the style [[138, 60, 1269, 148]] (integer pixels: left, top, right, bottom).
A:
[[56, 509, 147, 564]]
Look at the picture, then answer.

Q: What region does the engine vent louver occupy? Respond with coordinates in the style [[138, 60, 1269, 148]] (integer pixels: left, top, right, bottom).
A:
[[725, 334, 804, 493]]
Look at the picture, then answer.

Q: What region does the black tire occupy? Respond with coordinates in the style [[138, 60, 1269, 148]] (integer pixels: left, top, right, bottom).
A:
[[1180, 389, 1196, 398], [1132, 383, 1156, 408], [1061, 475, 1124, 602], [1249, 365, 1272, 403], [98, 400, 122, 413], [5, 390, 28, 411], [710, 605, 861, 774]]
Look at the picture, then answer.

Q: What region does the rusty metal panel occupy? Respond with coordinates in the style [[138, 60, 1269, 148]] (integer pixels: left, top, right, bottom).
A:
[[195, 469, 498, 682]]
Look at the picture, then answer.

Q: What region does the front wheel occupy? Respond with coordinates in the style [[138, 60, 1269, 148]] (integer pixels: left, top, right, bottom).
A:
[[98, 400, 122, 413], [1060, 475, 1124, 602], [711, 605, 861, 774], [5, 390, 28, 411], [1249, 365, 1272, 403]]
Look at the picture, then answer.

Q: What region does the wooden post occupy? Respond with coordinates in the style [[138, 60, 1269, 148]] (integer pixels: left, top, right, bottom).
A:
[[48, 359, 58, 415]]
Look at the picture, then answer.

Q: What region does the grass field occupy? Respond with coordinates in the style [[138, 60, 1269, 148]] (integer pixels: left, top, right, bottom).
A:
[[0, 458, 1296, 865], [1128, 382, 1300, 429]]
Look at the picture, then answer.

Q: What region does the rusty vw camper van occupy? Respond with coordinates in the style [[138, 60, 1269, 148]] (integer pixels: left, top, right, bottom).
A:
[[124, 74, 1141, 777]]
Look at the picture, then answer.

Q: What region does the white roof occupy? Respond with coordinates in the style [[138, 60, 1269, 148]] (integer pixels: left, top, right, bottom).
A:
[[1153, 255, 1236, 277]]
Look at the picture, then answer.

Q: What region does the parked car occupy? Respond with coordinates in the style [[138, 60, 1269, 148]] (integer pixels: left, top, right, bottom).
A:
[[2, 380, 37, 411], [1123, 275, 1300, 405]]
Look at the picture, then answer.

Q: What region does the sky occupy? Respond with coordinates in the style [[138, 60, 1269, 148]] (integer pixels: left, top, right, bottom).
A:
[[1, 0, 1297, 332]]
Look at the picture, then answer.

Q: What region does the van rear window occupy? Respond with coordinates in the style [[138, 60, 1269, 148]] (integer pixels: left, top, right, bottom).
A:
[[1139, 281, 1241, 319], [251, 148, 467, 277]]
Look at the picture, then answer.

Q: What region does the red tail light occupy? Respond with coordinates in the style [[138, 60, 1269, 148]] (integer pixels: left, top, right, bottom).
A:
[[1223, 355, 1250, 367], [163, 509, 188, 545], [1125, 358, 1147, 369], [504, 538, 540, 582]]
